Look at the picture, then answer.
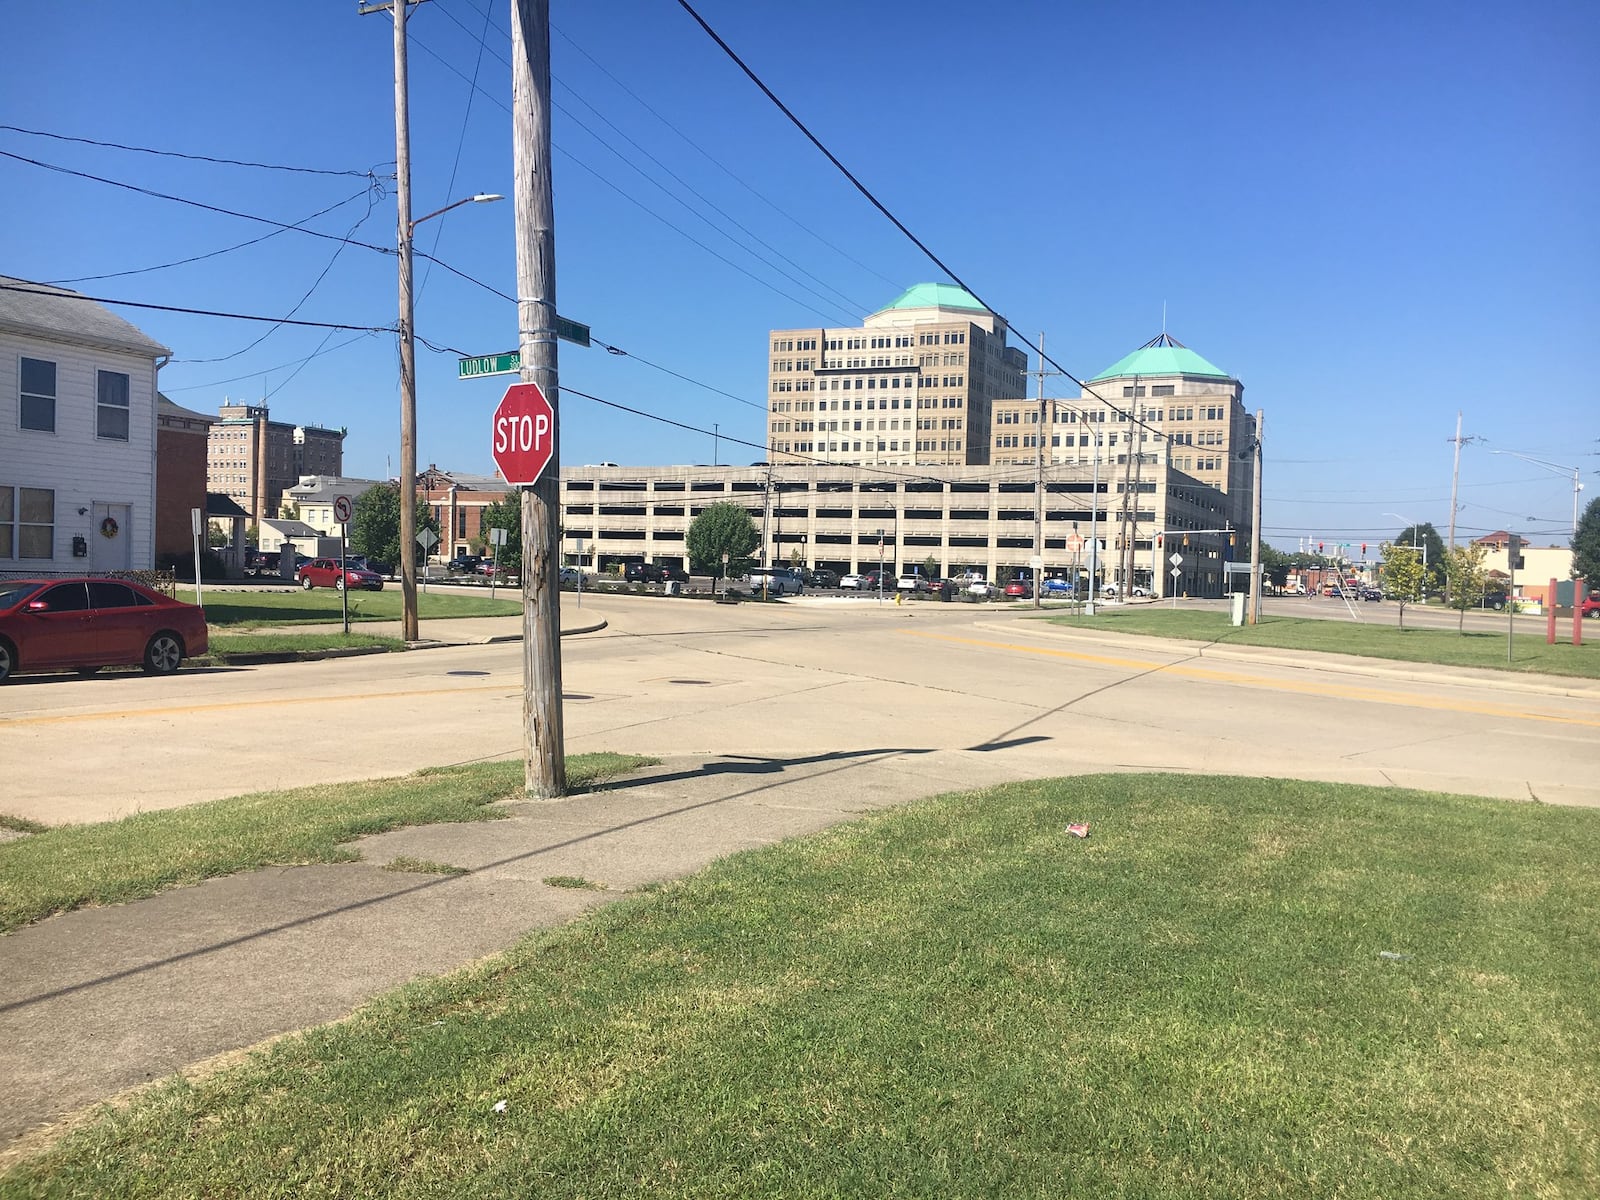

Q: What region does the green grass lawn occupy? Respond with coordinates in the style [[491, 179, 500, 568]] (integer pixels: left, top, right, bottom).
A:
[[179, 588, 523, 627], [1046, 606, 1600, 678], [0, 755, 654, 933], [6, 774, 1596, 1198], [206, 631, 406, 657]]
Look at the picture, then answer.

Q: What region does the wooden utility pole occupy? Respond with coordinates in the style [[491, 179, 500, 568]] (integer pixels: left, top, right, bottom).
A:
[[512, 0, 566, 796], [1248, 408, 1264, 624], [361, 0, 420, 641], [1033, 333, 1046, 608]]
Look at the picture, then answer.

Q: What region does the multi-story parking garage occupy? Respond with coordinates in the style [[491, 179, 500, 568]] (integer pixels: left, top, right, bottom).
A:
[[560, 461, 1239, 597]]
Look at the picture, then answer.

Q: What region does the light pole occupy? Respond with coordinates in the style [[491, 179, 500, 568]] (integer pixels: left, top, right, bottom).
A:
[[1384, 512, 1428, 585], [1488, 449, 1583, 539], [396, 192, 502, 640]]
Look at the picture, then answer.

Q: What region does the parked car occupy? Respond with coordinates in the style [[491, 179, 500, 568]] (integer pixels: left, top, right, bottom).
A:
[[558, 567, 584, 587], [1361, 586, 1384, 602], [298, 558, 385, 591], [447, 554, 484, 575], [963, 577, 995, 598], [862, 570, 888, 591], [623, 561, 665, 584], [839, 573, 865, 590], [477, 559, 511, 578], [1580, 593, 1600, 619], [0, 578, 208, 682], [1003, 580, 1030, 598], [896, 575, 928, 592], [747, 567, 802, 595], [1041, 577, 1077, 595], [803, 568, 839, 589], [245, 549, 280, 577]]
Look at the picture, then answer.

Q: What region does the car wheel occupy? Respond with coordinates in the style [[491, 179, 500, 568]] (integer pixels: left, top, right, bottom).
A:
[[77, 666, 102, 676], [335, 577, 346, 591], [301, 575, 315, 590], [1491, 599, 1505, 611], [143, 632, 184, 675], [0, 638, 14, 683]]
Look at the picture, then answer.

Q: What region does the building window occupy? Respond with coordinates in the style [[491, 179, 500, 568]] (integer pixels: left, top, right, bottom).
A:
[[19, 357, 56, 432], [97, 371, 131, 440], [1, 485, 55, 558]]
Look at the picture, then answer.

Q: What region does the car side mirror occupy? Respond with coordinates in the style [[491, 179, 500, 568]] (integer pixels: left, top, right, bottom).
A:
[[26, 600, 49, 612]]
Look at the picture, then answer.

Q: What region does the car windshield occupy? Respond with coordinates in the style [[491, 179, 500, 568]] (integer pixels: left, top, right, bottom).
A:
[[0, 581, 47, 608]]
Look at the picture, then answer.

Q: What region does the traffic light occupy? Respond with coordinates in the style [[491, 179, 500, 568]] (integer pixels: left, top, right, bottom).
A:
[[1318, 541, 1324, 553], [1157, 534, 1163, 549], [1361, 542, 1367, 556]]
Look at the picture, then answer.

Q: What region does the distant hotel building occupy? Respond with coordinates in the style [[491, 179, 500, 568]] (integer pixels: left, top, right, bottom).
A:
[[767, 283, 1029, 469], [205, 402, 345, 523]]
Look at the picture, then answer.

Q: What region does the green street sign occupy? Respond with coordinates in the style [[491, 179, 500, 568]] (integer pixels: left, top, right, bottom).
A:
[[457, 317, 591, 379], [554, 314, 590, 348], [457, 352, 521, 379]]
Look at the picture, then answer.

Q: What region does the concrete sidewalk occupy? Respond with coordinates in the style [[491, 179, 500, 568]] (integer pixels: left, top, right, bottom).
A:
[[222, 594, 606, 646], [0, 747, 992, 1156]]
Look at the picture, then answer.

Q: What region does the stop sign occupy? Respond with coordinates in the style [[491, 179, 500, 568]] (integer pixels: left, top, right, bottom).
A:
[[491, 382, 556, 485]]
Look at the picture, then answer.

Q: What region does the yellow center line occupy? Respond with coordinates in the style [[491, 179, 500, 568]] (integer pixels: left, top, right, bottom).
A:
[[902, 629, 1600, 729], [0, 681, 520, 728]]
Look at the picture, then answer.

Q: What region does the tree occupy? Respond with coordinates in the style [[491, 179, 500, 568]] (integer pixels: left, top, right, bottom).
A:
[[351, 483, 438, 568], [686, 501, 759, 579], [1444, 543, 1489, 632], [207, 524, 229, 549], [1259, 542, 1293, 589], [1392, 522, 1446, 595], [1380, 542, 1426, 629], [479, 496, 521, 575], [279, 500, 300, 521], [1573, 495, 1600, 585], [922, 554, 939, 579], [789, 546, 804, 570]]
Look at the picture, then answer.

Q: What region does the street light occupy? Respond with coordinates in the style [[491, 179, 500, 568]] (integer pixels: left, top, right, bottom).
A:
[[1384, 512, 1429, 578], [1487, 449, 1583, 539], [396, 192, 504, 641]]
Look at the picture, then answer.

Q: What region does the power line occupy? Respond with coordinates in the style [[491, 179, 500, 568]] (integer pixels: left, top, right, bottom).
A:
[[0, 282, 393, 334], [403, 23, 859, 325], [672, 0, 1166, 441], [43, 183, 383, 285], [0, 123, 381, 178], [161, 332, 379, 393]]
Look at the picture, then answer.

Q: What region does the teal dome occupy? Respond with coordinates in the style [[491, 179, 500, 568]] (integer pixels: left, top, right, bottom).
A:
[[1089, 333, 1230, 382], [874, 282, 988, 315]]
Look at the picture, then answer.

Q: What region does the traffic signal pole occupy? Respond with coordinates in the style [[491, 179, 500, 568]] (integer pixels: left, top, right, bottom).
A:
[[512, 0, 566, 796]]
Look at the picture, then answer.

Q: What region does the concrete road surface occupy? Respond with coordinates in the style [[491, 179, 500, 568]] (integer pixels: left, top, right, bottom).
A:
[[4, 595, 1597, 826]]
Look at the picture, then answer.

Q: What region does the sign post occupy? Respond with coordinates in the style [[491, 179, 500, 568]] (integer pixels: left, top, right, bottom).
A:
[[416, 527, 439, 597], [1169, 552, 1185, 608], [333, 495, 354, 635], [189, 507, 205, 610], [488, 526, 508, 600]]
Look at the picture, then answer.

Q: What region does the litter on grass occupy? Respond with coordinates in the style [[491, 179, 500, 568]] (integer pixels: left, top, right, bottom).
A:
[[1377, 951, 1413, 961], [1066, 823, 1090, 838], [492, 1100, 508, 1113]]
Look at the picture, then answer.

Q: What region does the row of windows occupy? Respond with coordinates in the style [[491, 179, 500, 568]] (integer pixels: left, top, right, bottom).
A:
[[772, 417, 925, 434], [16, 358, 131, 441], [0, 485, 54, 559], [918, 331, 967, 345], [770, 337, 820, 352]]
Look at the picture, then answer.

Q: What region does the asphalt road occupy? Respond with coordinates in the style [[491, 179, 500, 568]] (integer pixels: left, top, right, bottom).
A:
[[4, 596, 1597, 825]]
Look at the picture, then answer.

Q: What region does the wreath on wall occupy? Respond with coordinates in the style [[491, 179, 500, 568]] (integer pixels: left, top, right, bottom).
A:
[[100, 516, 119, 538]]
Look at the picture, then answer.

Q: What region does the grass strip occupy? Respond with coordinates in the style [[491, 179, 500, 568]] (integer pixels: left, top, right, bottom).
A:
[[6, 774, 1597, 1198], [0, 754, 654, 933], [206, 632, 405, 657], [1048, 607, 1600, 677], [181, 589, 523, 627]]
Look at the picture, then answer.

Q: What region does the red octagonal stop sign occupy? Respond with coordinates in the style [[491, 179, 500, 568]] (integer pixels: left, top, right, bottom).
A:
[[491, 382, 555, 485]]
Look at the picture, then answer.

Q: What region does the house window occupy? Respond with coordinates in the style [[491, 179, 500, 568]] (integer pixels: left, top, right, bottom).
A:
[[97, 371, 131, 440], [20, 358, 56, 432], [1, 486, 54, 558]]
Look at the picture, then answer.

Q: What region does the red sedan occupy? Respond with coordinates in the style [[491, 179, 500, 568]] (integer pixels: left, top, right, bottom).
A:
[[297, 558, 385, 591], [0, 577, 208, 682], [1004, 580, 1030, 597]]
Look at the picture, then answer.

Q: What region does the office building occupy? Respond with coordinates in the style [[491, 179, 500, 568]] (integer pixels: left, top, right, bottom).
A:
[[206, 402, 344, 523], [767, 283, 1029, 470]]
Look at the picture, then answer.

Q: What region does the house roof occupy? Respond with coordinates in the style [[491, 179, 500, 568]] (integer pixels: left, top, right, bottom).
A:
[[206, 493, 251, 519], [1088, 333, 1231, 382], [158, 394, 213, 425], [261, 518, 323, 538], [0, 275, 173, 358], [871, 282, 989, 316]]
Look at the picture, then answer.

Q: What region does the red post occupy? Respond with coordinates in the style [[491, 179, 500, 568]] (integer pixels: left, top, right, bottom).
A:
[[1548, 577, 1557, 645], [1576, 578, 1587, 648]]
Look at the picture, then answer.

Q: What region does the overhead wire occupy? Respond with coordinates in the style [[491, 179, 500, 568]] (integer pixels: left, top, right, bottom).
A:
[[403, 21, 860, 325], [161, 333, 379, 394], [672, 0, 1167, 443], [0, 124, 382, 178], [0, 282, 393, 334]]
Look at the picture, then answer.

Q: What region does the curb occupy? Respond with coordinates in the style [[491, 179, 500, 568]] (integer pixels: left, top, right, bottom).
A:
[[206, 618, 609, 665]]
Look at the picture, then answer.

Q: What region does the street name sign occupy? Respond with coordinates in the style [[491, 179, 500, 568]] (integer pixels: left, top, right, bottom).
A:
[[456, 318, 592, 379], [492, 382, 556, 486]]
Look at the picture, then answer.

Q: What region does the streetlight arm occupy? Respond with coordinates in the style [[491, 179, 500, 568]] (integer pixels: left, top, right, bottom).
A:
[[409, 192, 503, 234]]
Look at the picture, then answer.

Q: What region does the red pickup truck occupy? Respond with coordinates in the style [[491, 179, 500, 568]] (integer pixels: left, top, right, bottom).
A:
[[297, 558, 384, 591]]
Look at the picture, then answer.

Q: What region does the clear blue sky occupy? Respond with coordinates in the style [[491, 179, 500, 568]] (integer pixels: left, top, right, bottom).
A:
[[4, 0, 1596, 553]]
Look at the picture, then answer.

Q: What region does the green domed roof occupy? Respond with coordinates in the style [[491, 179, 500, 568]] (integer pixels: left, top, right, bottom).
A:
[[875, 282, 988, 315], [1089, 333, 1230, 382]]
